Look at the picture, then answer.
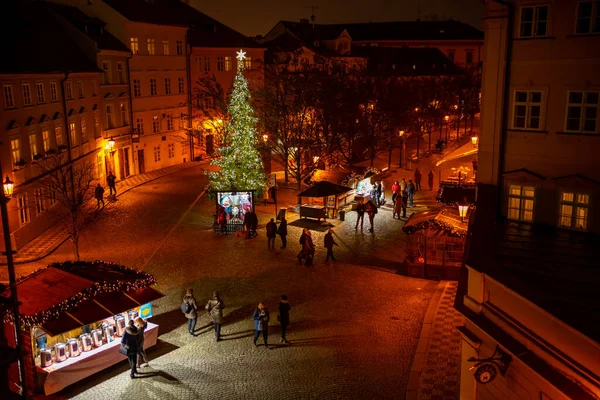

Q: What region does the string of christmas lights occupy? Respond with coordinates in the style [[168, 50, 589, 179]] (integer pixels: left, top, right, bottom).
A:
[[402, 219, 468, 238]]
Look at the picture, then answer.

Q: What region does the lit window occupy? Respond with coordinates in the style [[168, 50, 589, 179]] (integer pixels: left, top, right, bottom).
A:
[[55, 126, 63, 148], [29, 133, 38, 160], [168, 143, 175, 158], [65, 81, 73, 99], [243, 56, 252, 69], [512, 90, 543, 130], [50, 82, 58, 102], [507, 185, 535, 222], [576, 1, 600, 34], [22, 83, 32, 106], [136, 117, 145, 134], [130, 37, 139, 54], [164, 77, 171, 95], [153, 145, 161, 162], [163, 40, 170, 55], [133, 79, 141, 97], [11, 138, 21, 168], [204, 56, 211, 72], [150, 78, 157, 96], [152, 115, 159, 133], [178, 77, 185, 94], [147, 38, 155, 55], [36, 83, 45, 103], [77, 81, 84, 98], [42, 130, 50, 152], [176, 40, 183, 56], [3, 85, 15, 108], [559, 192, 589, 229], [117, 63, 125, 84], [224, 56, 232, 71], [565, 91, 599, 133], [519, 5, 548, 37], [217, 56, 225, 71], [35, 187, 46, 215], [102, 61, 110, 85], [81, 117, 88, 143], [69, 121, 77, 146], [17, 194, 30, 226]]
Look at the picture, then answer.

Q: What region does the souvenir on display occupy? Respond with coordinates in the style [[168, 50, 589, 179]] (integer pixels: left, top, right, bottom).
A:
[[54, 343, 67, 362], [80, 334, 93, 352], [67, 338, 81, 357], [40, 348, 53, 368], [115, 315, 126, 336], [92, 329, 103, 348]]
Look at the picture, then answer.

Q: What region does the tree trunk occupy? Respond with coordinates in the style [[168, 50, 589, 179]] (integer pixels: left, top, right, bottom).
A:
[[73, 235, 80, 261], [283, 150, 289, 183], [416, 136, 420, 161], [388, 147, 392, 169]]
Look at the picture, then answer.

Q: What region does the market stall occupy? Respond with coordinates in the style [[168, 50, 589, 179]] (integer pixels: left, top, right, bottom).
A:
[[1, 261, 164, 396], [297, 181, 354, 220]]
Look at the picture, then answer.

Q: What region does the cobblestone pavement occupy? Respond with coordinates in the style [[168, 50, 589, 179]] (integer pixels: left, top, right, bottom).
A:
[[9, 165, 440, 399]]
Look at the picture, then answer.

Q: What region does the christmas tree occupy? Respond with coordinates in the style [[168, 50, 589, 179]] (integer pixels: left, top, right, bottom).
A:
[[207, 50, 266, 194]]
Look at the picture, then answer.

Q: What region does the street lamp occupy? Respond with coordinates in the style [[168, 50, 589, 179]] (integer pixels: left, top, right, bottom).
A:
[[262, 134, 269, 143], [108, 137, 115, 150], [398, 130, 406, 169], [458, 199, 469, 223], [471, 136, 479, 148], [444, 115, 450, 143], [3, 176, 14, 198]]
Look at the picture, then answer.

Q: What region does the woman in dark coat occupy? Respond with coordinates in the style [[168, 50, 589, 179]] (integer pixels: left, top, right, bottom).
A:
[[277, 217, 288, 248], [121, 320, 140, 378], [253, 302, 271, 349], [134, 317, 149, 368], [303, 230, 315, 265], [205, 291, 225, 342], [278, 295, 291, 344], [183, 288, 198, 335]]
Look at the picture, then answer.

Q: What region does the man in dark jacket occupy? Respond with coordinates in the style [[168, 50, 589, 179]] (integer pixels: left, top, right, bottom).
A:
[[355, 201, 366, 230], [365, 200, 378, 233], [205, 291, 225, 342], [278, 295, 291, 344], [266, 218, 277, 250], [245, 210, 258, 238], [297, 228, 307, 262], [324, 228, 338, 262], [406, 180, 416, 207], [277, 217, 288, 248], [401, 190, 409, 218], [94, 184, 105, 209], [121, 320, 140, 378], [107, 171, 117, 196]]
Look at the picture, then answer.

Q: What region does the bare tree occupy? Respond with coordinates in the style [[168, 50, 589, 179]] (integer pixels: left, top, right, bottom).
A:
[[35, 152, 102, 261]]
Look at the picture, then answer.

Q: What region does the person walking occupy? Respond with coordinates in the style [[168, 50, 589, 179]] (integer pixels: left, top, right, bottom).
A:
[[400, 177, 407, 194], [303, 230, 315, 265], [355, 201, 366, 230], [406, 180, 416, 207], [107, 171, 117, 196], [248, 210, 258, 238], [253, 303, 271, 349], [297, 228, 308, 262], [94, 183, 105, 209], [266, 218, 277, 250], [428, 170, 435, 191], [205, 291, 225, 342], [277, 217, 288, 249], [393, 192, 403, 219], [278, 295, 291, 344], [134, 317, 149, 368], [414, 169, 422, 191], [324, 228, 338, 262], [375, 181, 383, 207], [401, 190, 409, 218], [391, 181, 400, 204], [380, 181, 386, 205], [365, 200, 378, 233], [182, 288, 198, 335], [121, 320, 140, 378]]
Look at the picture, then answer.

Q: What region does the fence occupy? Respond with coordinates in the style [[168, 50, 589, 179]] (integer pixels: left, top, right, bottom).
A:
[[406, 232, 465, 268]]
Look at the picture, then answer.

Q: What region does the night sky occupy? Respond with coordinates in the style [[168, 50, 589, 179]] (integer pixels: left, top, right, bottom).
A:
[[190, 0, 485, 37]]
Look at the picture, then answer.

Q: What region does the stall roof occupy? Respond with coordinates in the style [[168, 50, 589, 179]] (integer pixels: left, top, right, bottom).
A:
[[298, 181, 353, 198], [403, 208, 468, 237], [435, 142, 478, 167]]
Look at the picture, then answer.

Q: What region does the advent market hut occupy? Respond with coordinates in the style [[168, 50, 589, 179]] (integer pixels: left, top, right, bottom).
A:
[[297, 181, 354, 220], [0, 261, 164, 396]]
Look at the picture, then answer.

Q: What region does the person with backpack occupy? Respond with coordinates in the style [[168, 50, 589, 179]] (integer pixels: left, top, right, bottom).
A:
[[266, 218, 277, 250], [182, 288, 198, 335], [205, 291, 225, 342]]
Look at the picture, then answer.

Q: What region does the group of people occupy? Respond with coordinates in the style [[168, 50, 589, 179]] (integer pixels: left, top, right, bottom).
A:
[[94, 171, 117, 210], [354, 199, 379, 232], [369, 180, 386, 207], [120, 316, 149, 379], [182, 289, 292, 350]]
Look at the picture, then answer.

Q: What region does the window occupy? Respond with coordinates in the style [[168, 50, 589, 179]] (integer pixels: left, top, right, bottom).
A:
[[77, 81, 84, 98], [163, 40, 170, 55], [130, 37, 139, 54], [147, 38, 155, 55], [17, 194, 30, 226], [29, 133, 38, 160], [465, 50, 474, 64], [94, 114, 100, 138], [35, 187, 46, 215], [195, 56, 202, 72], [36, 83, 45, 103], [120, 103, 128, 126], [106, 105, 114, 129], [133, 79, 141, 97], [176, 40, 183, 56], [519, 5, 548, 37], [150, 78, 157, 96], [168, 143, 175, 158], [559, 192, 589, 229], [102, 61, 110, 85], [92, 80, 97, 96], [69, 121, 77, 146], [576, 1, 600, 34], [117, 63, 125, 84], [22, 83, 32, 105], [3, 85, 14, 108], [11, 138, 21, 168], [224, 56, 232, 71], [65, 81, 73, 99], [55, 126, 63, 148], [164, 77, 171, 95], [152, 115, 159, 133], [50, 82, 58, 102], [81, 117, 88, 143], [136, 117, 145, 134], [178, 77, 185, 94], [243, 56, 252, 69], [565, 91, 599, 133], [217, 56, 225, 71], [447, 50, 455, 62], [507, 185, 535, 222], [153, 145, 161, 162], [42, 130, 50, 152], [512, 90, 543, 130], [166, 114, 173, 130], [203, 56, 211, 72]]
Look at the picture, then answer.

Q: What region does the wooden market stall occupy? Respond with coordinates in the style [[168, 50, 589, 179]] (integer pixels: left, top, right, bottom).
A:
[[0, 261, 164, 396], [297, 181, 354, 220]]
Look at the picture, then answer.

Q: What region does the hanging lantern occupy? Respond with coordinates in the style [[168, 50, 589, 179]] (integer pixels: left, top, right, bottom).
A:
[[3, 175, 14, 198]]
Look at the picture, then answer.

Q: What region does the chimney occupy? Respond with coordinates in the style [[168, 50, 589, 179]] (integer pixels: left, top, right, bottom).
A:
[[300, 18, 309, 24]]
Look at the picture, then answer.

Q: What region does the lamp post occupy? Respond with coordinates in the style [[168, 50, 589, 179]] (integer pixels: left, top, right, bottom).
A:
[[471, 136, 479, 148], [458, 198, 469, 223], [444, 115, 450, 143], [398, 130, 405, 169], [0, 166, 28, 398]]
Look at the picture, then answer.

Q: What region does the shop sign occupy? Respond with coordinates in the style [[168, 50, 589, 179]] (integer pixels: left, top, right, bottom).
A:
[[140, 303, 153, 318]]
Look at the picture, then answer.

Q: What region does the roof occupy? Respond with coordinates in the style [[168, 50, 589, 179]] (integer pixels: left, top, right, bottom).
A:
[[436, 141, 478, 166], [403, 208, 468, 237], [279, 20, 484, 42], [102, 0, 262, 48], [0, 1, 102, 74], [466, 184, 600, 343], [353, 46, 463, 76], [45, 3, 131, 53]]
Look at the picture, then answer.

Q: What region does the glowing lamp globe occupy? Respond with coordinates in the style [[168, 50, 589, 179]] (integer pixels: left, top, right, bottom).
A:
[[471, 136, 479, 147], [3, 176, 14, 198], [458, 200, 469, 222]]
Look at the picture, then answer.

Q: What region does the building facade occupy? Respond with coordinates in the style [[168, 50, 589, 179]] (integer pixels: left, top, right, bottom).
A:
[[457, 0, 600, 399]]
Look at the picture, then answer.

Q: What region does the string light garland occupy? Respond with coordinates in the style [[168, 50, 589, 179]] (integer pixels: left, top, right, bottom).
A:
[[1, 261, 157, 329], [341, 167, 380, 187], [402, 219, 468, 238]]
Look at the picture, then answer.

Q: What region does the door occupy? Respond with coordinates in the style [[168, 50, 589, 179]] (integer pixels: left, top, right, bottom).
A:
[[123, 148, 131, 177], [137, 149, 145, 174]]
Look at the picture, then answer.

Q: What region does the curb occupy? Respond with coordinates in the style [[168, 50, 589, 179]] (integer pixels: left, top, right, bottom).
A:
[[1, 161, 205, 266], [406, 281, 448, 400]]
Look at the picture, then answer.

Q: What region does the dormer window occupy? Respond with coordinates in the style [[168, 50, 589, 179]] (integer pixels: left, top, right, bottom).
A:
[[313, 41, 320, 47]]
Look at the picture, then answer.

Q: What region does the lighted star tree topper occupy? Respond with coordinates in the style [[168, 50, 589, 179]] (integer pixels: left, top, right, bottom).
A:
[[207, 49, 266, 194]]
